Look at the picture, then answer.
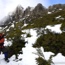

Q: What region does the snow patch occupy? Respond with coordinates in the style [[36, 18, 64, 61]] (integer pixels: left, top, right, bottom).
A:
[[45, 24, 62, 33], [48, 12, 52, 14], [10, 23, 14, 28], [52, 53, 65, 63], [55, 16, 64, 20], [55, 15, 61, 19], [6, 29, 9, 32], [4, 38, 12, 46], [59, 8, 62, 10], [21, 29, 38, 65]]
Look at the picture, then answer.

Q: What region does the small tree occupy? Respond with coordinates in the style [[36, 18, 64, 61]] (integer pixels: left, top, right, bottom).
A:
[[34, 48, 54, 65], [5, 22, 26, 59], [8, 37, 26, 59]]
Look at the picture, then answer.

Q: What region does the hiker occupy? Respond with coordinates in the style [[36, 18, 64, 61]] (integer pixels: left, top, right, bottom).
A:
[[0, 27, 9, 62]]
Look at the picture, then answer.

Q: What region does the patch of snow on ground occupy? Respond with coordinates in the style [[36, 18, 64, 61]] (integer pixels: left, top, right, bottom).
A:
[[10, 23, 15, 28], [52, 53, 65, 62], [4, 38, 12, 46], [48, 12, 52, 14], [24, 23, 28, 26], [55, 15, 61, 19], [52, 53, 65, 65], [6, 29, 9, 32], [45, 24, 62, 33], [59, 8, 62, 10], [21, 29, 38, 65]]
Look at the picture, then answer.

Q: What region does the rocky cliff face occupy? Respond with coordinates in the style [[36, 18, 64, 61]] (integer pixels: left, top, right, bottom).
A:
[[1, 3, 65, 27], [32, 3, 47, 16], [23, 6, 32, 17], [48, 4, 65, 12]]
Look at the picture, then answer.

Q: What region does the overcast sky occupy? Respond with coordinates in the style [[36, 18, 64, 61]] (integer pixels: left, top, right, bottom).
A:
[[0, 0, 65, 20]]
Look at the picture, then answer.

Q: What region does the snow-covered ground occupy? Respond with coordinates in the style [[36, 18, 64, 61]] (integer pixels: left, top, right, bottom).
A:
[[0, 24, 65, 65], [45, 24, 62, 33], [21, 29, 38, 65]]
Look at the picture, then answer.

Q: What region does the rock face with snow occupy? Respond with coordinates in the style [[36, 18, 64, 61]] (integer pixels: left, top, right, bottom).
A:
[[0, 3, 47, 26], [1, 3, 65, 27], [13, 5, 24, 21], [48, 4, 65, 12]]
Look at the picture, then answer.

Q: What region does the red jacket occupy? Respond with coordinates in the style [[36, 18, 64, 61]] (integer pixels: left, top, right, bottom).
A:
[[0, 33, 4, 48]]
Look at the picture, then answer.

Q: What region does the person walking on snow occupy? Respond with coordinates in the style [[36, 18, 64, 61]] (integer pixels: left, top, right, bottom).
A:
[[0, 27, 9, 62]]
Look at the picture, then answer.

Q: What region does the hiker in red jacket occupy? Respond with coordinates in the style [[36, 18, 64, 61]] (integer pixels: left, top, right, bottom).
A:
[[0, 27, 9, 62]]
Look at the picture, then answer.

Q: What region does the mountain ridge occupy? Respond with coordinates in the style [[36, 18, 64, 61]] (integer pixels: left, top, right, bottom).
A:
[[1, 3, 65, 27]]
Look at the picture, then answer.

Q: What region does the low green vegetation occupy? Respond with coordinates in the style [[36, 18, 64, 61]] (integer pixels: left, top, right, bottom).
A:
[[36, 57, 51, 65], [26, 33, 31, 37], [33, 31, 65, 56], [6, 22, 26, 59], [22, 10, 65, 29], [34, 48, 54, 65]]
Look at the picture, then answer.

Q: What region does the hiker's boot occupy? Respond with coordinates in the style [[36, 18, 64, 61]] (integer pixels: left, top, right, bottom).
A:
[[4, 58, 9, 62]]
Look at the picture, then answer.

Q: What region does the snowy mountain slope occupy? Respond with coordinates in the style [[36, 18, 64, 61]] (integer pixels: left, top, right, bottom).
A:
[[1, 12, 65, 65], [0, 27, 65, 65], [0, 3, 65, 65]]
